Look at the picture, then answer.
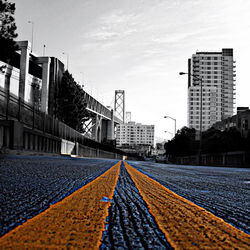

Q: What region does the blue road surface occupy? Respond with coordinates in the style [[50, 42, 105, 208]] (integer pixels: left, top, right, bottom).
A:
[[1, 156, 249, 240], [128, 161, 250, 234], [0, 155, 118, 236]]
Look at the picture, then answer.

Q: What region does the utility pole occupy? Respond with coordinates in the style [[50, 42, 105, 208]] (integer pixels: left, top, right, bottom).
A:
[[28, 21, 34, 52]]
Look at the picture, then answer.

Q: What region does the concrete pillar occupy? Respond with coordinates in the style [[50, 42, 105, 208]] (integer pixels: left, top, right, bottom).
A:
[[75, 142, 79, 156], [92, 115, 102, 142], [9, 120, 24, 150], [16, 41, 31, 100], [101, 119, 108, 142], [36, 57, 51, 113], [107, 109, 114, 140]]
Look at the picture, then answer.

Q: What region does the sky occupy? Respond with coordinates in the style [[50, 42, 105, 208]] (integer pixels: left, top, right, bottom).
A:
[[13, 0, 250, 141]]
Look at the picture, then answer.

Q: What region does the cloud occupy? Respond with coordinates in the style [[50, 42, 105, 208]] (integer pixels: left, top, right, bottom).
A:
[[82, 9, 140, 44]]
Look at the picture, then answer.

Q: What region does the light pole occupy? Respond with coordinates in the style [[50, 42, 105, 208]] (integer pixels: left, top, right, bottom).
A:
[[28, 21, 34, 52], [164, 115, 176, 136], [43, 44, 46, 56], [62, 52, 69, 70], [179, 71, 203, 163]]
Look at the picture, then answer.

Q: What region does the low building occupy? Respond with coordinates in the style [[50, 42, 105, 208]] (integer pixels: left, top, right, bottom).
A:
[[116, 121, 155, 147], [212, 107, 250, 137]]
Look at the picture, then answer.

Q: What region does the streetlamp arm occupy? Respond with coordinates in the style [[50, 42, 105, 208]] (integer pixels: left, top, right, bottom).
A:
[[164, 116, 176, 122], [179, 72, 202, 81]]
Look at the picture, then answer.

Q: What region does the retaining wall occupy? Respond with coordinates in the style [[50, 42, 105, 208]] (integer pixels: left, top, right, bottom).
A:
[[172, 152, 250, 167], [0, 120, 123, 159]]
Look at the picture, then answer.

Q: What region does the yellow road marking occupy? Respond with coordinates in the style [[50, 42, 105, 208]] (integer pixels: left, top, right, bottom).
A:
[[0, 161, 121, 249], [125, 161, 250, 249]]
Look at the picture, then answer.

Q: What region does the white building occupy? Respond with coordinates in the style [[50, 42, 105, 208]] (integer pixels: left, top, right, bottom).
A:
[[116, 121, 155, 147], [188, 48, 236, 131]]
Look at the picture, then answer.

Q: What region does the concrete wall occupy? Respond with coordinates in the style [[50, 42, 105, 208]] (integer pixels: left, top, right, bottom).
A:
[[0, 120, 61, 154], [78, 144, 122, 159], [0, 60, 42, 105], [0, 120, 123, 159], [172, 152, 250, 167], [61, 139, 75, 155]]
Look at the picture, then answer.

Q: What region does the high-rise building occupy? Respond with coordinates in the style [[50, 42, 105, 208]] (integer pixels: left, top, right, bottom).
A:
[[188, 48, 236, 131], [116, 121, 155, 147]]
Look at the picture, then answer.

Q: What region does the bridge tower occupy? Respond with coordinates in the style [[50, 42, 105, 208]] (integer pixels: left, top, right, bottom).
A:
[[126, 111, 131, 123], [114, 90, 125, 123]]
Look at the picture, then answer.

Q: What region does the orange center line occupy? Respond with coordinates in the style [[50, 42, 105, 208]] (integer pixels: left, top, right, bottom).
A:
[[0, 161, 121, 249], [125, 161, 250, 249]]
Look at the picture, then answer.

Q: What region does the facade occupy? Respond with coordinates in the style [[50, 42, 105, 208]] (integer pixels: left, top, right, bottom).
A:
[[212, 107, 250, 138], [116, 121, 155, 147], [188, 48, 236, 132]]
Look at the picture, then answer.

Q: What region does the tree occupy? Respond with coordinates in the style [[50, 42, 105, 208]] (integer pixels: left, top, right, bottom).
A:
[[165, 126, 247, 159], [56, 71, 90, 133], [246, 131, 250, 151], [0, 0, 18, 67], [202, 127, 245, 153], [165, 126, 198, 157]]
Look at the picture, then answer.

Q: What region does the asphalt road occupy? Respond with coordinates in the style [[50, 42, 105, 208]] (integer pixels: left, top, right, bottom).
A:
[[0, 156, 249, 248], [102, 162, 170, 249], [0, 155, 118, 236], [128, 161, 250, 234]]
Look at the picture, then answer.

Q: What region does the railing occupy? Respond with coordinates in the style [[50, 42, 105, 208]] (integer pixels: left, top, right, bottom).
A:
[[84, 91, 111, 119]]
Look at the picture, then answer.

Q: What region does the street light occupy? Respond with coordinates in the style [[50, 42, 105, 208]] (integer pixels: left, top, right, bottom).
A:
[[43, 44, 46, 56], [28, 21, 34, 52], [62, 52, 69, 70], [179, 71, 203, 163], [164, 115, 176, 135]]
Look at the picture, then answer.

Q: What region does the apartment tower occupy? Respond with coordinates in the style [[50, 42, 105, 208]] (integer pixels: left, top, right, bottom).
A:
[[188, 48, 236, 131]]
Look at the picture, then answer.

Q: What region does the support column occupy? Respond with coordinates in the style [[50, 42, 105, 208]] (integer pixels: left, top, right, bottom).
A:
[[16, 41, 31, 100], [107, 109, 114, 140], [92, 114, 102, 142], [36, 57, 51, 113], [9, 120, 24, 150], [101, 119, 108, 142]]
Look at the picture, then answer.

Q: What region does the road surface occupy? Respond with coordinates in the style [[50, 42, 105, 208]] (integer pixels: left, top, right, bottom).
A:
[[129, 161, 250, 234], [0, 156, 249, 248]]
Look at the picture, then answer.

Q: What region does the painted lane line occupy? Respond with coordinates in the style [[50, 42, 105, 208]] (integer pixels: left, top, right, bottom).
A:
[[0, 161, 121, 249], [125, 161, 250, 249]]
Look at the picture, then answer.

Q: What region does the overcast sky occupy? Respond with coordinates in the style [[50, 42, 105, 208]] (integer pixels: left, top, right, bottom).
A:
[[14, 0, 250, 141]]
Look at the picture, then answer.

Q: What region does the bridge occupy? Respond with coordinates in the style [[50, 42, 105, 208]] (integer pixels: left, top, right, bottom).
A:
[[0, 40, 124, 147]]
